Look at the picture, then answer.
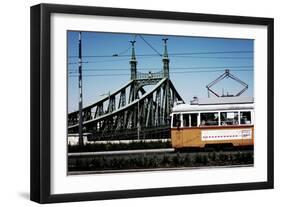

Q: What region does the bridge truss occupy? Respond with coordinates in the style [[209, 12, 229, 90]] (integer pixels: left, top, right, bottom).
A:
[[68, 39, 184, 140]]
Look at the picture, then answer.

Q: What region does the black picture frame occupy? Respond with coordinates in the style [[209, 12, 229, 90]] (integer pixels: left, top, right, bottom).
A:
[[30, 3, 274, 204]]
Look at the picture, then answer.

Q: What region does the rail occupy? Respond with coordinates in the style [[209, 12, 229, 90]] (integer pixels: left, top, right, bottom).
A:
[[68, 148, 175, 156]]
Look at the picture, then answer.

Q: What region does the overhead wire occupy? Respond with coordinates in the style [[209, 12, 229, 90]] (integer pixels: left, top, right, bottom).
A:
[[171, 56, 252, 59], [68, 50, 253, 58], [138, 35, 162, 56], [68, 37, 253, 78], [68, 69, 253, 77], [68, 65, 253, 72], [112, 34, 137, 56]]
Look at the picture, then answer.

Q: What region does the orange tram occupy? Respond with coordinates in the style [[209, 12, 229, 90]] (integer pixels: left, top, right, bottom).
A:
[[171, 97, 254, 149]]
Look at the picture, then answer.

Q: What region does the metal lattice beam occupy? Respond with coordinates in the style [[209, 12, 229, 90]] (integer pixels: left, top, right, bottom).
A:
[[68, 78, 184, 140]]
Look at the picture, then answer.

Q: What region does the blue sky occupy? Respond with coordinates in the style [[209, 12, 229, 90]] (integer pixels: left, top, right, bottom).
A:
[[67, 31, 254, 113]]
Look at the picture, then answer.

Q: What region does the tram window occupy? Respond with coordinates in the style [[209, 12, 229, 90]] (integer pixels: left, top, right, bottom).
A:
[[240, 111, 251, 124], [182, 113, 198, 127], [172, 114, 181, 127], [200, 112, 219, 126], [220, 112, 239, 125], [190, 113, 198, 127], [183, 114, 190, 127]]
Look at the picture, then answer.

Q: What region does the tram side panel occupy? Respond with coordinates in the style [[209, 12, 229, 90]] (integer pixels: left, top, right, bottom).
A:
[[171, 126, 254, 149]]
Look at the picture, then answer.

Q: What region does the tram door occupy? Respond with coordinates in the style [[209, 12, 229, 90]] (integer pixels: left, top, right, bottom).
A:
[[182, 113, 198, 146], [172, 114, 183, 147]]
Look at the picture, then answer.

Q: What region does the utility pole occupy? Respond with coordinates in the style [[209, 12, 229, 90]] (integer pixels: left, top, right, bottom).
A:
[[137, 98, 140, 140], [78, 32, 84, 147], [162, 38, 171, 125]]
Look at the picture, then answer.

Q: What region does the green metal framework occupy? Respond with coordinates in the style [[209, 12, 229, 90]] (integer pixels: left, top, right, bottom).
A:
[[68, 39, 184, 140]]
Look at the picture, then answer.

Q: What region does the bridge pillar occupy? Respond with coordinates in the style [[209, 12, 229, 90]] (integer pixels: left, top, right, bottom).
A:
[[162, 38, 170, 78], [130, 41, 137, 80]]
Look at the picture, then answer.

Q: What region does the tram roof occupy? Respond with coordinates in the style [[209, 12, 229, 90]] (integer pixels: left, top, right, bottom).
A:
[[172, 96, 254, 113], [190, 96, 254, 105]]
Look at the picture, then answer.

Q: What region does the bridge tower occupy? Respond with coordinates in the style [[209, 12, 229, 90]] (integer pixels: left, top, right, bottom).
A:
[[130, 40, 137, 80], [162, 38, 169, 78]]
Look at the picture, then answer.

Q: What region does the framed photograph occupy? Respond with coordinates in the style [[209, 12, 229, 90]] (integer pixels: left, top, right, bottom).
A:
[[30, 3, 274, 203]]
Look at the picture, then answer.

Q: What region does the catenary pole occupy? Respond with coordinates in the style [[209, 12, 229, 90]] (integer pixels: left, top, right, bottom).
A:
[[78, 32, 84, 147]]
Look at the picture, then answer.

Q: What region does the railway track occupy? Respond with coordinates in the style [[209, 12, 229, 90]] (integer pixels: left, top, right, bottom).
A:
[[68, 148, 175, 157]]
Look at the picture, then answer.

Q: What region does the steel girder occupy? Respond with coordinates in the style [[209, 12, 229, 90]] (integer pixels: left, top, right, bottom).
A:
[[68, 78, 184, 140]]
